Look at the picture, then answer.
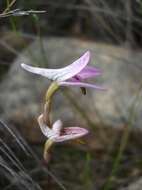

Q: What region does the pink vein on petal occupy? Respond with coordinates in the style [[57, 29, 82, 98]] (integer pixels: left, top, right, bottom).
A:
[[77, 66, 102, 79], [59, 81, 106, 90], [54, 51, 91, 81], [53, 127, 88, 142]]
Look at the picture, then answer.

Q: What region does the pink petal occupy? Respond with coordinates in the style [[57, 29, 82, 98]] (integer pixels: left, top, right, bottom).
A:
[[53, 127, 88, 142], [59, 81, 106, 90], [76, 66, 102, 79], [21, 51, 90, 82], [54, 51, 90, 82]]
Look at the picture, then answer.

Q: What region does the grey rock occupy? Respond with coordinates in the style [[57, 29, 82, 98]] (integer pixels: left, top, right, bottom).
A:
[[121, 178, 142, 190], [0, 37, 142, 139]]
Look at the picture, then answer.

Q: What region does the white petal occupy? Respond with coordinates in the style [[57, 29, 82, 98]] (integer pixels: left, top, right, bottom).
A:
[[21, 63, 60, 81], [37, 114, 52, 137], [52, 120, 63, 134], [21, 51, 90, 82]]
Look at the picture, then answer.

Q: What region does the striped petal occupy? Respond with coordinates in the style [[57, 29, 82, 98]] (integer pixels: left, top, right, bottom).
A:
[[59, 81, 106, 90], [53, 127, 88, 142], [76, 66, 102, 79], [21, 51, 90, 82]]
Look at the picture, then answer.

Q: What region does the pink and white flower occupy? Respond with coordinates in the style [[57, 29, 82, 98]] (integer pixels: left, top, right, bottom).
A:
[[21, 51, 105, 90], [38, 114, 88, 142]]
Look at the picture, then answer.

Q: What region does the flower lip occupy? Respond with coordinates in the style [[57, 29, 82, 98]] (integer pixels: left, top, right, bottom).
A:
[[61, 127, 88, 135], [51, 126, 88, 142]]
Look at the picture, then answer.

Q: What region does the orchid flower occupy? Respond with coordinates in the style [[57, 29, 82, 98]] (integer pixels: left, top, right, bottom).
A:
[[38, 114, 88, 159], [21, 51, 104, 91], [38, 114, 88, 143]]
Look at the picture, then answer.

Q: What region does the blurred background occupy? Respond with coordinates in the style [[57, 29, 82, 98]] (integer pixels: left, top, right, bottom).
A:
[[0, 0, 142, 190]]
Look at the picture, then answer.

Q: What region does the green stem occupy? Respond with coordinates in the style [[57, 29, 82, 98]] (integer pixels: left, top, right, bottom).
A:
[[43, 139, 54, 161], [43, 82, 59, 127], [45, 82, 59, 101]]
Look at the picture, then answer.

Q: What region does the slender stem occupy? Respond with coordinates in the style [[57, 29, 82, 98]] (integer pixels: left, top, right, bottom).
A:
[[43, 82, 59, 127], [42, 82, 59, 161], [43, 139, 54, 161], [43, 101, 51, 127], [45, 82, 59, 101]]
